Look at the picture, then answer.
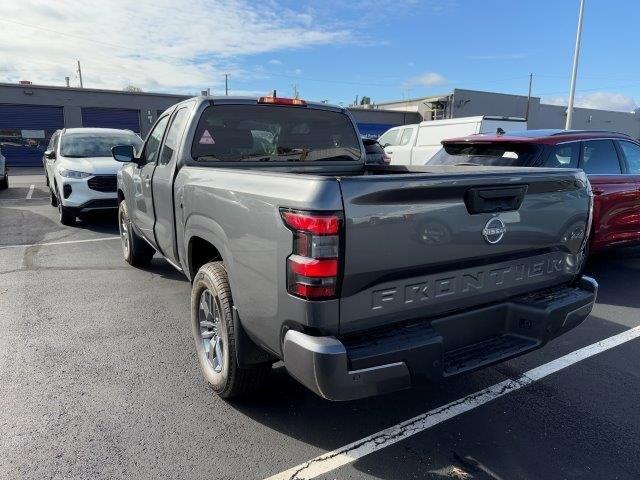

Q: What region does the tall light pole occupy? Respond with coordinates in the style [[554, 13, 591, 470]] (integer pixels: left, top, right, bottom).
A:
[[566, 0, 586, 129]]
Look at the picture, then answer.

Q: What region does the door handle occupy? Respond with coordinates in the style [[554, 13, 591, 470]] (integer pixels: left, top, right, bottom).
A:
[[592, 189, 604, 196]]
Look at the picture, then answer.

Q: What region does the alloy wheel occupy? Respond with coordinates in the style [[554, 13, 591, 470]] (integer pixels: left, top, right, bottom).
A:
[[198, 289, 224, 373]]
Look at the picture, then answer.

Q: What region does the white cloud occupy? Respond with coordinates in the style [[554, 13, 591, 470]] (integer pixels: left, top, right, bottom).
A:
[[402, 72, 447, 89], [268, 59, 283, 65], [0, 0, 350, 93], [543, 92, 638, 112]]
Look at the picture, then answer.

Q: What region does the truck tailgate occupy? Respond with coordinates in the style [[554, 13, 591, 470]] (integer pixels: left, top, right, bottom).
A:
[[338, 168, 590, 334]]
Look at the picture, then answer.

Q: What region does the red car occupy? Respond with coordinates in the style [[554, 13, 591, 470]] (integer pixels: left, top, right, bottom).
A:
[[430, 129, 640, 253]]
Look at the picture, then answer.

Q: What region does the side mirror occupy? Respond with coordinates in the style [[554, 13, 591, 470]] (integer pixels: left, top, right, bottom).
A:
[[112, 144, 135, 163], [44, 150, 56, 160]]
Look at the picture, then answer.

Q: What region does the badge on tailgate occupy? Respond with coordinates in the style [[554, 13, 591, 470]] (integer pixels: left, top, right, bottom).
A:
[[371, 252, 567, 311]]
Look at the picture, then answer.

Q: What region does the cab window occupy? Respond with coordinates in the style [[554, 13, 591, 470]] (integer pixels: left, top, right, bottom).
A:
[[159, 108, 189, 165], [378, 128, 400, 147], [618, 140, 640, 174], [399, 127, 414, 146], [546, 143, 579, 168], [580, 140, 622, 174], [143, 116, 170, 165]]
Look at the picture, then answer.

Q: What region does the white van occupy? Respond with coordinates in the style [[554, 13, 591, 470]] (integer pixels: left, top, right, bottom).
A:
[[378, 116, 527, 165]]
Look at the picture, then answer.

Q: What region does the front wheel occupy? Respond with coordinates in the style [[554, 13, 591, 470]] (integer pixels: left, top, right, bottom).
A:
[[118, 200, 154, 267], [191, 262, 271, 398], [0, 173, 7, 190], [56, 188, 75, 225]]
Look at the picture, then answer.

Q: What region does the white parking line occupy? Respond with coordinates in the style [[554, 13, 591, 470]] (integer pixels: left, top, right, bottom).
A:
[[26, 184, 35, 199], [265, 326, 640, 480], [0, 236, 119, 250]]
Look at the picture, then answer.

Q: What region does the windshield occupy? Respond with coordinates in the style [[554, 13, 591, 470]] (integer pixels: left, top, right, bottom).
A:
[[192, 105, 361, 162], [429, 142, 541, 166], [60, 132, 143, 158]]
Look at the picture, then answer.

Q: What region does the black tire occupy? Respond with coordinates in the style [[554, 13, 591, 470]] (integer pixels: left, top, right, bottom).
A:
[[0, 173, 7, 190], [118, 200, 154, 267], [56, 187, 76, 225], [191, 261, 271, 398], [49, 187, 58, 207]]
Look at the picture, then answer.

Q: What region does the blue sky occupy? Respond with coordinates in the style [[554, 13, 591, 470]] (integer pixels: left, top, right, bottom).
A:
[[1, 0, 638, 110]]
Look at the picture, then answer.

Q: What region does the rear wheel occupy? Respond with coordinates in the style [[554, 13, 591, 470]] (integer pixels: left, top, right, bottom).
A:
[[118, 200, 154, 267], [0, 172, 7, 190], [191, 261, 271, 398]]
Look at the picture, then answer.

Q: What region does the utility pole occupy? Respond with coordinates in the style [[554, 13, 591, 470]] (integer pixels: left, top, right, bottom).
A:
[[525, 73, 533, 121], [77, 60, 83, 88], [224, 74, 228, 96], [566, 0, 585, 129]]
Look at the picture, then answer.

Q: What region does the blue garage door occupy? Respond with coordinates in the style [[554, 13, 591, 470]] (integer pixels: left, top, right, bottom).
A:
[[81, 107, 140, 133], [0, 104, 64, 166], [357, 122, 397, 139]]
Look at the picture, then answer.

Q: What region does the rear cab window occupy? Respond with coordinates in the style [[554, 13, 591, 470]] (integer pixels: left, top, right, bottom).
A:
[[429, 142, 541, 166], [545, 143, 579, 168], [580, 140, 622, 174], [191, 104, 361, 163]]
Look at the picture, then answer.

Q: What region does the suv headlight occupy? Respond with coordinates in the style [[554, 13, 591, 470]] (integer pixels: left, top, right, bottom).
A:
[[58, 168, 92, 179]]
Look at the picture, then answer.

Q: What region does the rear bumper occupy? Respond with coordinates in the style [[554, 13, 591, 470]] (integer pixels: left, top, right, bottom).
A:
[[283, 275, 597, 401]]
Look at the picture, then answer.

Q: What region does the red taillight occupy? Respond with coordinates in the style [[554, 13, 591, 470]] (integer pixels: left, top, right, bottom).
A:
[[258, 96, 307, 106], [281, 208, 342, 300], [282, 210, 339, 235], [288, 255, 338, 277]]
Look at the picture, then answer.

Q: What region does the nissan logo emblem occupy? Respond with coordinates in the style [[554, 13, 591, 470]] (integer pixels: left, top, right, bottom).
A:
[[482, 217, 507, 244]]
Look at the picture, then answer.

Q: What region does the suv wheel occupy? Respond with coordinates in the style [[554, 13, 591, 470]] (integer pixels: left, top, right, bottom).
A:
[[191, 261, 271, 398], [118, 200, 154, 267], [0, 170, 7, 190], [56, 187, 75, 225], [49, 187, 58, 207]]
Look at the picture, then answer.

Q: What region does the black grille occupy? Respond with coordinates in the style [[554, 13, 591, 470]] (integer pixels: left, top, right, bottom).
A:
[[88, 175, 117, 192]]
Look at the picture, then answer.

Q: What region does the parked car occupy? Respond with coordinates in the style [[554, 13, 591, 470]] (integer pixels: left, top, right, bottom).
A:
[[379, 116, 527, 166], [44, 128, 143, 225], [431, 129, 640, 254], [0, 145, 7, 189], [362, 138, 390, 165], [113, 96, 596, 401]]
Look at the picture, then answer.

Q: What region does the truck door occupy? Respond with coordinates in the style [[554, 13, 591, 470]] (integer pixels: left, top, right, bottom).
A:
[[379, 127, 401, 164], [390, 126, 415, 165], [579, 139, 635, 250], [152, 106, 191, 261], [131, 115, 170, 241]]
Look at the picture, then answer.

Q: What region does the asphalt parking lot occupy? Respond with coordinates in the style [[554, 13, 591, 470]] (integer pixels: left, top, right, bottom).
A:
[[1, 168, 639, 480]]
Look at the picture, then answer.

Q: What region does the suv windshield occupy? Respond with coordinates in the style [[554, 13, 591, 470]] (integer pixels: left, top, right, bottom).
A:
[[430, 142, 541, 166], [192, 105, 361, 162], [61, 132, 143, 158]]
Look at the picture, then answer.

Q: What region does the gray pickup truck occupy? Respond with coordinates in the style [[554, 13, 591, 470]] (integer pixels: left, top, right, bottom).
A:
[[112, 95, 597, 401]]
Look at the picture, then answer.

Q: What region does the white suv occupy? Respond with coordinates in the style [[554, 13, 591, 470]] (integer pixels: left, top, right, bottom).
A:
[[45, 128, 142, 225]]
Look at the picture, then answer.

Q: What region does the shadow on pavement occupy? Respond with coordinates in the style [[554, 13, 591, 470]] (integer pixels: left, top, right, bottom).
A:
[[585, 245, 640, 309]]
